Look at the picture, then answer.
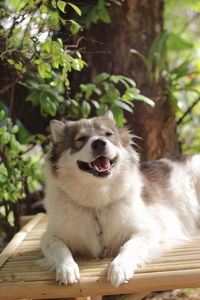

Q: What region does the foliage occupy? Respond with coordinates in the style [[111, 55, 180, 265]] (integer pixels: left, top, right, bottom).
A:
[[0, 109, 44, 237], [164, 0, 200, 154], [0, 0, 152, 239], [25, 72, 153, 126], [79, 0, 124, 28], [66, 73, 153, 126], [131, 0, 200, 154]]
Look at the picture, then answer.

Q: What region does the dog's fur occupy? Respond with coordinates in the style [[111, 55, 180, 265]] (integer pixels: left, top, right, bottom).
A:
[[41, 112, 200, 286]]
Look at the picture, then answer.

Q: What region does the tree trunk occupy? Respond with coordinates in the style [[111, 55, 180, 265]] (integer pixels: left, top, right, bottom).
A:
[[71, 0, 179, 161]]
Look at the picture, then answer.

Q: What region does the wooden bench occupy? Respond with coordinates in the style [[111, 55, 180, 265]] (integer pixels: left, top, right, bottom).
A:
[[0, 213, 200, 300]]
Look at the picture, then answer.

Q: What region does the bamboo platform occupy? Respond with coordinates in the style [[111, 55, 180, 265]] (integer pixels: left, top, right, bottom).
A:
[[1, 213, 200, 300]]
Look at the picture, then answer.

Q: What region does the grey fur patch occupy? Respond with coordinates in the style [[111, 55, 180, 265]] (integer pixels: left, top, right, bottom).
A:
[[140, 159, 172, 183], [140, 159, 172, 203], [170, 154, 193, 163], [48, 142, 66, 173]]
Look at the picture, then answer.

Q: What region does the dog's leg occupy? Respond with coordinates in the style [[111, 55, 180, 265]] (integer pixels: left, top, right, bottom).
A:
[[41, 231, 80, 285], [108, 233, 158, 286]]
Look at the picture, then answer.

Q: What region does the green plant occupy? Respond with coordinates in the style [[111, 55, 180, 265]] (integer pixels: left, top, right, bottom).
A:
[[0, 109, 44, 238], [68, 73, 154, 126]]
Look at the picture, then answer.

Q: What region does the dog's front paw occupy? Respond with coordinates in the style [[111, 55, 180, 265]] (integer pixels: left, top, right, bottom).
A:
[[108, 256, 135, 287], [56, 260, 80, 285]]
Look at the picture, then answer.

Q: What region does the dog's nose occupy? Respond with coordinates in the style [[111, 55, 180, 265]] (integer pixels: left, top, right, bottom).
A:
[[91, 139, 106, 151]]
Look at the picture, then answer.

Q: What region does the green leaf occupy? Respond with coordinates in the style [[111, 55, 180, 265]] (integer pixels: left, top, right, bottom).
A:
[[65, 79, 70, 86], [147, 30, 170, 66], [40, 4, 48, 13], [101, 82, 120, 103], [167, 33, 193, 52], [80, 83, 95, 100], [26, 91, 40, 106], [115, 100, 133, 113], [14, 62, 23, 71], [34, 59, 43, 65], [6, 118, 11, 125], [133, 94, 155, 106], [81, 101, 91, 118], [95, 72, 110, 84], [109, 75, 121, 84], [57, 0, 66, 12], [6, 148, 18, 158], [11, 125, 19, 133], [92, 100, 100, 109], [42, 40, 52, 53], [0, 164, 8, 183], [51, 0, 57, 8], [96, 103, 107, 116], [7, 59, 15, 65], [0, 126, 7, 135], [67, 2, 82, 16], [70, 21, 81, 35], [168, 91, 180, 111], [10, 135, 23, 154], [38, 62, 52, 78], [122, 77, 136, 88], [7, 0, 28, 11], [71, 59, 84, 71], [99, 7, 111, 23], [0, 110, 5, 120], [171, 57, 193, 79], [40, 93, 57, 116], [1, 132, 11, 144], [111, 105, 125, 127], [98, 0, 111, 23], [122, 87, 140, 100]]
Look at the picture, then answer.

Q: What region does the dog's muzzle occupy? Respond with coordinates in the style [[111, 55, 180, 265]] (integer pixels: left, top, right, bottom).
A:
[[77, 156, 117, 177]]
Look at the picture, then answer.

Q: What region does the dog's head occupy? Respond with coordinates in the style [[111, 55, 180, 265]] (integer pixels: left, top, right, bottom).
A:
[[47, 112, 139, 206]]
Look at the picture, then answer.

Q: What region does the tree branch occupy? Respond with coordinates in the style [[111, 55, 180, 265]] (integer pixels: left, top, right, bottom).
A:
[[177, 97, 200, 125]]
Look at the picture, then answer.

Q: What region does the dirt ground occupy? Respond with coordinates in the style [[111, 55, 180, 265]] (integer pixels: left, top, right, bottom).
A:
[[145, 289, 200, 300]]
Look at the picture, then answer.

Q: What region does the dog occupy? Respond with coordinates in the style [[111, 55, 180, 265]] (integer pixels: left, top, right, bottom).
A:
[[41, 111, 200, 287]]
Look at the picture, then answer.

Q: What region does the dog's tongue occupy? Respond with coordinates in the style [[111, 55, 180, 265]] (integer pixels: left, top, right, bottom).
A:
[[92, 157, 110, 172]]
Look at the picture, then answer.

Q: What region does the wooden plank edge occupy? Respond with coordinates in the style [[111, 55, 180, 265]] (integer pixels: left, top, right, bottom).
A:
[[0, 213, 45, 269], [20, 215, 34, 228], [0, 269, 200, 299]]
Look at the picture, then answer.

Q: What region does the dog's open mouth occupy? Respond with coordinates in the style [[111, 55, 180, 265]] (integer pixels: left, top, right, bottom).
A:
[[77, 156, 117, 177]]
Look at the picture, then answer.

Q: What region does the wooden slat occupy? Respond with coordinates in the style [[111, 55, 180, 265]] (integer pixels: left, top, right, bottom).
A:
[[0, 269, 200, 300], [20, 215, 35, 228], [1, 213, 200, 299], [0, 213, 45, 269]]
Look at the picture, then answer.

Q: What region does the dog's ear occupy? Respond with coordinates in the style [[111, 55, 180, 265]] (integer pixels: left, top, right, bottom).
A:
[[50, 120, 66, 142], [104, 110, 115, 123]]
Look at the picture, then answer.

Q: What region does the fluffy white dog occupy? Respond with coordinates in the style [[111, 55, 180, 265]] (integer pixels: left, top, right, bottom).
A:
[[41, 112, 200, 286]]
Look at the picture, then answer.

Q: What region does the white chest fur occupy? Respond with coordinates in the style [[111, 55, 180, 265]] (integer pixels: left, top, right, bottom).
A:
[[45, 192, 139, 258]]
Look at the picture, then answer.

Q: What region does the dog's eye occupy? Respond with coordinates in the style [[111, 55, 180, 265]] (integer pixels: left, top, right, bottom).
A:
[[106, 132, 113, 137], [75, 136, 87, 143]]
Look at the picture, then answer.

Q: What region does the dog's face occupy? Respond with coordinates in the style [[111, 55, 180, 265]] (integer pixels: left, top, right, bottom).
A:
[[47, 111, 140, 208], [47, 112, 139, 206], [64, 113, 119, 178]]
